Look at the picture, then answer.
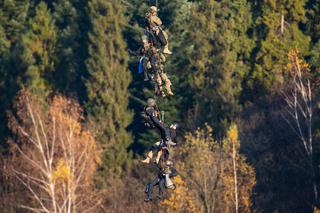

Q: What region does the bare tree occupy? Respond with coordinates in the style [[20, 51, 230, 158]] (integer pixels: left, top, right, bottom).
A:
[[281, 49, 317, 203], [231, 132, 239, 213], [6, 90, 103, 213]]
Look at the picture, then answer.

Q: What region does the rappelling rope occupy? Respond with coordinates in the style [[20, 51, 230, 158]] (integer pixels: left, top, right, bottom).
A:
[[148, 0, 158, 8]]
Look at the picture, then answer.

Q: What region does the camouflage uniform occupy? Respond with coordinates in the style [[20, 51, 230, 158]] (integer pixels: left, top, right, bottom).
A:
[[150, 47, 173, 96], [129, 38, 153, 81], [146, 6, 172, 55]]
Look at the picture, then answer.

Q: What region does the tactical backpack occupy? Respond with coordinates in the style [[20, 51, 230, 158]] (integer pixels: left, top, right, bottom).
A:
[[141, 110, 155, 128]]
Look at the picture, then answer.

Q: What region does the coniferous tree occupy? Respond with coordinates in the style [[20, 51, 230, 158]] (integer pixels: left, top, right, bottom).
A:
[[85, 0, 133, 184], [171, 0, 253, 134], [306, 0, 320, 69], [306, 0, 320, 42], [249, 0, 310, 96], [20, 2, 57, 98], [0, 0, 31, 149], [53, 0, 88, 96]]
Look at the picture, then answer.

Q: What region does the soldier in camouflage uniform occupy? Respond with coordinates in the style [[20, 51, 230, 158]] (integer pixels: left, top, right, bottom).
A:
[[150, 46, 173, 97], [129, 36, 153, 81], [145, 6, 172, 55]]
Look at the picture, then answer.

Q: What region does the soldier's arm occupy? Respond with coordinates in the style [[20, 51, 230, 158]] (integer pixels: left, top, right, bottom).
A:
[[151, 16, 162, 27], [128, 47, 144, 56], [146, 108, 162, 128]]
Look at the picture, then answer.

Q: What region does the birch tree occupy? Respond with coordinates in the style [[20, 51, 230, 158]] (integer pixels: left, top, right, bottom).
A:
[[174, 125, 255, 213], [5, 89, 103, 213], [281, 49, 318, 204]]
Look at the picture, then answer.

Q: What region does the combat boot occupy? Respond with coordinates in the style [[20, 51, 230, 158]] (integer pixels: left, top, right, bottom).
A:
[[163, 46, 172, 55], [167, 91, 174, 96], [165, 83, 174, 96], [141, 151, 153, 164]]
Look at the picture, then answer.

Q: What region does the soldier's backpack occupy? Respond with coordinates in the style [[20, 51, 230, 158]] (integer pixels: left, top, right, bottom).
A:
[[141, 109, 155, 128]]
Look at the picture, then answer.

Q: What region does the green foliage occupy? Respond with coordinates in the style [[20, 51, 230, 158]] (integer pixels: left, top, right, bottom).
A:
[[85, 0, 133, 184], [306, 0, 320, 42], [124, 0, 186, 152], [0, 0, 31, 150], [0, 0, 30, 48], [249, 0, 310, 95], [171, 0, 253, 134], [21, 2, 57, 98], [0, 0, 319, 211], [53, 0, 88, 95]]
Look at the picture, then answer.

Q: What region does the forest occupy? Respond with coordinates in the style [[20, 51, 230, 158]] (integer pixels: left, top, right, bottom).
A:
[[0, 0, 320, 212]]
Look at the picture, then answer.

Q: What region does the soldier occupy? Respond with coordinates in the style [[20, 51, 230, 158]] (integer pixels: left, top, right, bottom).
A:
[[145, 6, 172, 55], [141, 98, 174, 144], [150, 46, 173, 97], [141, 123, 178, 164], [128, 36, 153, 81], [144, 152, 177, 202]]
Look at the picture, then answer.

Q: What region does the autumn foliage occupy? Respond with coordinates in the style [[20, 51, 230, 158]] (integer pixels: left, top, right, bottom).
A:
[[2, 89, 103, 212], [162, 125, 256, 213]]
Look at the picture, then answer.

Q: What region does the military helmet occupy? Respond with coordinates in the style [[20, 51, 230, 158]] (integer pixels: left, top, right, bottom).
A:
[[147, 98, 156, 107], [150, 6, 158, 13]]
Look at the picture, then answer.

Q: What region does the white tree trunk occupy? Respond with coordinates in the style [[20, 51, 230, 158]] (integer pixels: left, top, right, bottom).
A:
[[282, 50, 318, 204], [232, 141, 239, 213]]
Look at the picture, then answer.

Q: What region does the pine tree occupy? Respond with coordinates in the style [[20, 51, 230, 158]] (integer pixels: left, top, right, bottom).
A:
[[306, 0, 320, 42], [53, 0, 88, 96], [170, 0, 254, 134], [85, 0, 133, 184], [306, 0, 320, 70], [249, 0, 310, 96], [20, 2, 57, 98], [0, 0, 31, 150]]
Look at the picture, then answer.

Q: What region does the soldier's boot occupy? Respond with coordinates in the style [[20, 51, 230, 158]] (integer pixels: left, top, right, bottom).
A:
[[163, 45, 172, 55], [166, 86, 174, 96], [141, 151, 153, 164]]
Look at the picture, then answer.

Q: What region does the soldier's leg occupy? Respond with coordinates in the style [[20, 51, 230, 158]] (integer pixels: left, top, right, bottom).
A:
[[141, 151, 153, 164], [145, 176, 160, 202], [160, 72, 173, 96], [155, 149, 162, 164], [162, 31, 172, 55], [154, 72, 165, 96], [158, 176, 166, 199], [142, 59, 149, 81], [141, 141, 160, 163]]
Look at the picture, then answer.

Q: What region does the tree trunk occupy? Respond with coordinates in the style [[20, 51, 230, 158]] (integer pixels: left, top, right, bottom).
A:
[[232, 141, 239, 213], [281, 12, 285, 34]]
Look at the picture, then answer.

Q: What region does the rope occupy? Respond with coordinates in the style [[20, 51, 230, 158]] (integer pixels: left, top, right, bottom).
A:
[[148, 0, 158, 8]]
